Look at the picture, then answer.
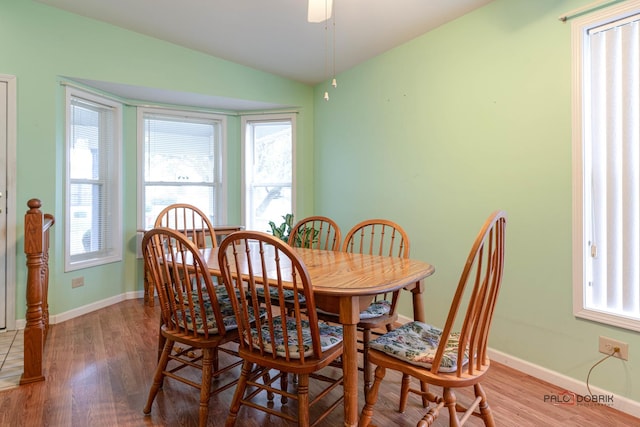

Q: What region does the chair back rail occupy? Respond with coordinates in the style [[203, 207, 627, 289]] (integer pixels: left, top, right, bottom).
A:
[[21, 198, 55, 385], [154, 203, 217, 249], [288, 215, 342, 251], [433, 210, 507, 376], [219, 231, 324, 362], [342, 218, 410, 308], [142, 227, 229, 340]]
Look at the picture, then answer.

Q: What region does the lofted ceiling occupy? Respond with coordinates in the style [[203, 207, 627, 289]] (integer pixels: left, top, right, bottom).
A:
[[37, 0, 494, 86]]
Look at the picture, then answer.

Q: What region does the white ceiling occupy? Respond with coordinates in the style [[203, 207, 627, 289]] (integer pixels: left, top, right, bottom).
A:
[[37, 0, 493, 85]]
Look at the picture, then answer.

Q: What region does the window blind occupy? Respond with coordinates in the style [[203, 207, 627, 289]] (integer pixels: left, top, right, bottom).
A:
[[141, 110, 222, 230], [65, 88, 122, 271], [586, 16, 640, 319]]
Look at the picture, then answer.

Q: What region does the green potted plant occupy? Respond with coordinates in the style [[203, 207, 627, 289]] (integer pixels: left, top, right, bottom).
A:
[[268, 213, 294, 242]]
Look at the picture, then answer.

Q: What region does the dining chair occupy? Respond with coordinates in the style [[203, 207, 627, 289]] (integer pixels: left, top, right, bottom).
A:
[[151, 203, 224, 357], [144, 203, 219, 307], [141, 227, 242, 427], [317, 218, 410, 394], [288, 215, 342, 250], [218, 231, 345, 427], [153, 203, 217, 249], [257, 215, 342, 315], [359, 210, 507, 427]]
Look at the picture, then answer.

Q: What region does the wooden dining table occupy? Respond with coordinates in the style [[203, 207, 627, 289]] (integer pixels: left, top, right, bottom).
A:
[[199, 245, 435, 427]]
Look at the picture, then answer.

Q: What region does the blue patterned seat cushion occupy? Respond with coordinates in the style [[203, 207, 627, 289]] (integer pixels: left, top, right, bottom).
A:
[[246, 317, 343, 359], [175, 286, 262, 335], [317, 299, 391, 320], [369, 321, 468, 373], [255, 287, 306, 304], [358, 300, 391, 319]]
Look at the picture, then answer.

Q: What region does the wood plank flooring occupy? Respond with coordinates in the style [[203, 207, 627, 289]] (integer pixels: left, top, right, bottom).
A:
[[0, 298, 638, 427]]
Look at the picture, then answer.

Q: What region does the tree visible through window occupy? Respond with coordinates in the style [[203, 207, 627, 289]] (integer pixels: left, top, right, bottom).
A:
[[242, 114, 294, 232]]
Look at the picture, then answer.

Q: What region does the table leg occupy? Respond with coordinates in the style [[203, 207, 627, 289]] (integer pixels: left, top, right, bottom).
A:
[[411, 279, 429, 406], [411, 279, 425, 322], [342, 323, 358, 427]]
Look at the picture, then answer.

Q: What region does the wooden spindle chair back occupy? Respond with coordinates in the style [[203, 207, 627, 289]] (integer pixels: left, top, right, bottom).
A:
[[142, 227, 240, 427], [218, 231, 344, 426], [360, 210, 507, 427], [288, 215, 342, 251], [154, 203, 217, 249]]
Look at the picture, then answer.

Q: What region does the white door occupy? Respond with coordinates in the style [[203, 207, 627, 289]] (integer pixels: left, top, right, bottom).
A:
[[0, 80, 7, 330]]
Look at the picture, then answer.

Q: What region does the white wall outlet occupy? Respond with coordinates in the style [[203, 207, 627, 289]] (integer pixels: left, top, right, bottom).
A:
[[598, 336, 628, 360], [71, 277, 84, 288]]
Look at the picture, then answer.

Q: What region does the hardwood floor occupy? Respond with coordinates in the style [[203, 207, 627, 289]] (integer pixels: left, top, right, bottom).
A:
[[0, 298, 638, 427]]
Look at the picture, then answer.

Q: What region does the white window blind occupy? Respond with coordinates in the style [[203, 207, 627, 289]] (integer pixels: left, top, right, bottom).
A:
[[65, 88, 122, 270], [139, 109, 224, 230], [573, 3, 640, 331]]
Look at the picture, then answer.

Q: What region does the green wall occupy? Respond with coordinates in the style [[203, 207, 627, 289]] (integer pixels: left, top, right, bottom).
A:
[[3, 0, 638, 411], [313, 0, 638, 405], [0, 1, 314, 318]]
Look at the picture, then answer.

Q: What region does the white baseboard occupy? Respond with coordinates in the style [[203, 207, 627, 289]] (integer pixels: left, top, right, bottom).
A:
[[14, 290, 144, 330], [397, 314, 640, 419], [13, 301, 640, 419]]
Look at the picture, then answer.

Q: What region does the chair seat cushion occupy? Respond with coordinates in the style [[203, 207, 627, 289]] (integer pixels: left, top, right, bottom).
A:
[[369, 321, 468, 373], [177, 287, 260, 335], [246, 317, 343, 359], [255, 287, 306, 304], [358, 300, 391, 319], [317, 299, 391, 320]]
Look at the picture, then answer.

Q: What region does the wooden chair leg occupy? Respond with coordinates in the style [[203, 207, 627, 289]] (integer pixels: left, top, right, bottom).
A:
[[443, 388, 461, 427], [359, 365, 386, 427], [212, 348, 219, 377], [280, 373, 289, 404], [225, 360, 252, 427], [474, 384, 496, 427], [144, 339, 173, 415], [420, 380, 430, 408], [399, 373, 411, 412], [362, 328, 372, 393], [198, 348, 214, 427], [297, 374, 310, 427], [156, 319, 165, 363]]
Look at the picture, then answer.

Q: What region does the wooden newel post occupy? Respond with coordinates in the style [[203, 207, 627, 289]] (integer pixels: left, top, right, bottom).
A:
[[20, 198, 52, 384]]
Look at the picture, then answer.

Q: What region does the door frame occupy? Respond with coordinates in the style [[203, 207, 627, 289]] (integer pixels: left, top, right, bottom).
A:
[[1, 74, 17, 331]]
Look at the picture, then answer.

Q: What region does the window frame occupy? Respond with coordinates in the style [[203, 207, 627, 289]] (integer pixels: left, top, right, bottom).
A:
[[571, 1, 640, 332], [241, 113, 296, 232], [136, 107, 227, 231], [64, 87, 123, 271]]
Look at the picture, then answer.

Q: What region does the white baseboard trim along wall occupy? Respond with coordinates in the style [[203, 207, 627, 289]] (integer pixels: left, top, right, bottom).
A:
[[13, 300, 640, 420], [396, 314, 640, 419]]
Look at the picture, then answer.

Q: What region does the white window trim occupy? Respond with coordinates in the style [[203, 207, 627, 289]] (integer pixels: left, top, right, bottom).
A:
[[1, 74, 17, 330], [136, 107, 228, 230], [64, 87, 123, 271], [571, 0, 640, 332], [240, 113, 297, 229]]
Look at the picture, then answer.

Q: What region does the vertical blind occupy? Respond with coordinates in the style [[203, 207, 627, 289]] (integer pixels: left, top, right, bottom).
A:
[[586, 16, 640, 318]]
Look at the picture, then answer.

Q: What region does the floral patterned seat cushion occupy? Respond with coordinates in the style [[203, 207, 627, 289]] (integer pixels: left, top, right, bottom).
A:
[[358, 300, 391, 319], [369, 321, 468, 373], [255, 287, 306, 304], [176, 287, 263, 335], [246, 317, 343, 359], [317, 299, 391, 320]]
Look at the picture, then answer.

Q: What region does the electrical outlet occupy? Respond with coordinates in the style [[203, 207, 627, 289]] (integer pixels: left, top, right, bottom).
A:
[[71, 277, 84, 288], [598, 336, 628, 360]]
